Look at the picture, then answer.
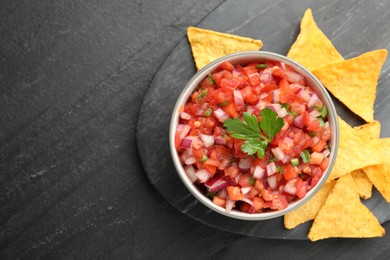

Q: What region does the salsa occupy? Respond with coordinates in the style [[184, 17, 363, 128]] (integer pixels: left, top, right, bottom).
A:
[[175, 60, 331, 214]]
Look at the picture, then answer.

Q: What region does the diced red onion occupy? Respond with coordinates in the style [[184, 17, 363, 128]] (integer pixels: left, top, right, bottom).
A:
[[209, 179, 228, 193], [281, 154, 290, 164], [219, 188, 228, 199], [235, 174, 241, 183], [253, 165, 265, 179], [178, 124, 191, 139], [256, 100, 266, 111], [199, 134, 214, 148], [267, 103, 282, 112], [260, 68, 273, 84], [266, 162, 277, 176], [280, 62, 286, 70], [239, 158, 253, 172], [225, 199, 235, 212], [246, 106, 256, 115], [184, 165, 197, 183], [180, 111, 192, 120], [215, 136, 227, 145], [322, 148, 330, 157], [223, 176, 237, 186], [241, 198, 254, 206], [286, 71, 304, 83], [219, 159, 230, 170], [277, 107, 288, 118], [233, 89, 244, 107], [272, 89, 280, 103], [298, 89, 310, 101], [196, 109, 205, 116], [184, 157, 196, 165], [267, 175, 278, 190], [309, 110, 321, 118], [180, 138, 193, 149], [312, 136, 320, 145], [308, 93, 322, 108], [214, 108, 229, 122], [260, 92, 269, 100], [271, 147, 285, 161], [195, 169, 211, 183], [241, 187, 251, 195], [281, 121, 289, 132], [294, 114, 304, 128], [284, 179, 297, 195]]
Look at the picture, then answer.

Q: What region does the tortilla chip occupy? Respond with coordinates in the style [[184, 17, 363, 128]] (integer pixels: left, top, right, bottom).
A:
[[308, 174, 385, 241], [329, 117, 382, 180], [363, 138, 390, 202], [284, 180, 336, 229], [187, 27, 263, 70], [312, 50, 387, 122], [354, 121, 381, 140], [287, 9, 344, 71], [351, 169, 372, 200]]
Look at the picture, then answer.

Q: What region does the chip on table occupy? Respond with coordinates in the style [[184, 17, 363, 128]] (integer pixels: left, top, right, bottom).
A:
[[187, 26, 263, 70]]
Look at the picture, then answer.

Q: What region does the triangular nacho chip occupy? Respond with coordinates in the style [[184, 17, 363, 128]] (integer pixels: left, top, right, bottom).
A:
[[287, 9, 344, 71], [312, 50, 387, 122], [284, 180, 336, 229], [187, 27, 263, 70], [308, 174, 385, 241], [329, 117, 382, 180], [350, 121, 381, 199], [354, 120, 381, 140], [351, 169, 372, 200], [363, 138, 390, 202]]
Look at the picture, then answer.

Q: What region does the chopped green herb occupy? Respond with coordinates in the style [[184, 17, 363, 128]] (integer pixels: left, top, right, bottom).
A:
[[208, 74, 215, 85], [206, 192, 214, 199], [200, 155, 208, 162], [204, 108, 213, 117], [291, 158, 300, 166], [249, 177, 256, 185], [255, 64, 268, 69], [223, 109, 284, 158], [218, 101, 229, 107], [276, 165, 284, 174], [197, 89, 207, 101], [281, 103, 290, 112], [320, 106, 328, 118], [300, 150, 311, 163], [317, 117, 325, 126], [289, 111, 298, 118], [309, 131, 317, 137]]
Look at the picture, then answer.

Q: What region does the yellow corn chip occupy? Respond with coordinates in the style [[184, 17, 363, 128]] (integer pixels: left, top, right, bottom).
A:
[[329, 117, 382, 180], [354, 121, 381, 140], [308, 174, 385, 241], [284, 180, 336, 229], [364, 138, 390, 202], [312, 50, 387, 122], [287, 9, 344, 71], [351, 169, 372, 200], [350, 121, 381, 199], [187, 27, 263, 70]]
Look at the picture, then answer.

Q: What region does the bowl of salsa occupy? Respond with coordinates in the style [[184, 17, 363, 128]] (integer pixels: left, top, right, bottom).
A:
[[169, 51, 339, 220]]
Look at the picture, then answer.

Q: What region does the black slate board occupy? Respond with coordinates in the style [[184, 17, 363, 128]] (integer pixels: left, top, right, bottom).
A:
[[137, 0, 390, 239]]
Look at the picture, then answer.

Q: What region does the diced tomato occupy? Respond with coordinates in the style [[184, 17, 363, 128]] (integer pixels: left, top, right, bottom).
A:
[[295, 178, 307, 199], [252, 197, 265, 212], [241, 86, 260, 104], [233, 139, 248, 158], [212, 88, 233, 104], [222, 103, 238, 118], [219, 61, 234, 72], [270, 194, 288, 210], [312, 140, 327, 152], [227, 186, 244, 201], [319, 157, 329, 170], [283, 164, 298, 181], [310, 152, 324, 165], [261, 189, 274, 201], [212, 196, 226, 207], [238, 174, 252, 187], [225, 165, 239, 179]]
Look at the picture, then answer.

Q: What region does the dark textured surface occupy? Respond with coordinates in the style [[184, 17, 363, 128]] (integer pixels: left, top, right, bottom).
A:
[[1, 0, 390, 259]]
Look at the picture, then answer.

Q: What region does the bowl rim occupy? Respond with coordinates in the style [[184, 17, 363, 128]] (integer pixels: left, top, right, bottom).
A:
[[169, 50, 339, 220]]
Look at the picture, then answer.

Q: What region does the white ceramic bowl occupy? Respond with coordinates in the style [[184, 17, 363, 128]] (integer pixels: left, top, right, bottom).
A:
[[169, 51, 339, 220]]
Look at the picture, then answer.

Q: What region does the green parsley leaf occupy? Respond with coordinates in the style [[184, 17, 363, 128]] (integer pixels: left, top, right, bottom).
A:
[[260, 108, 284, 141], [223, 115, 263, 139], [241, 139, 268, 158]]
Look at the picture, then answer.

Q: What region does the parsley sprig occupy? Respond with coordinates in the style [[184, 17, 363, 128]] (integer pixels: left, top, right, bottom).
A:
[[223, 108, 284, 158]]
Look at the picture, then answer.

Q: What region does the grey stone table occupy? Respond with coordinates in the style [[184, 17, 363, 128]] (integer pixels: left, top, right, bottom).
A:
[[1, 0, 390, 259]]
